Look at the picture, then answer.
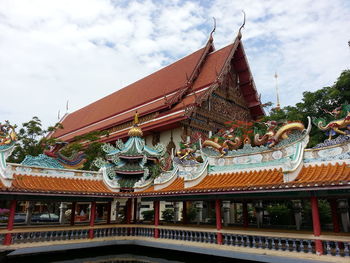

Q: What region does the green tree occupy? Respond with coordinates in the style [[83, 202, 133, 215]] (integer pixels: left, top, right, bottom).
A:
[[7, 116, 106, 170], [141, 210, 154, 221], [64, 130, 109, 170], [8, 117, 62, 163], [162, 208, 175, 222]]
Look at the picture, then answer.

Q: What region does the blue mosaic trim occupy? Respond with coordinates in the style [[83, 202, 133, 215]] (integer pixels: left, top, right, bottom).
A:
[[312, 134, 350, 149], [0, 141, 15, 151], [21, 154, 64, 169], [208, 158, 287, 172]]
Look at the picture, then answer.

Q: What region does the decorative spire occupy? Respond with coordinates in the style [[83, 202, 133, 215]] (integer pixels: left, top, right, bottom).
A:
[[209, 17, 216, 41], [237, 10, 246, 39], [274, 72, 281, 110], [134, 111, 139, 125], [128, 111, 143, 137]]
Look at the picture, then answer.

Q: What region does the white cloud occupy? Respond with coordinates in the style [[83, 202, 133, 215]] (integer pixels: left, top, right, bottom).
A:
[[0, 0, 349, 129]]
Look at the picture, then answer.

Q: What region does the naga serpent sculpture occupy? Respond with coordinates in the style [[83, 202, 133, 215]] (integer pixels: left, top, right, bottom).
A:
[[0, 123, 17, 146], [254, 119, 307, 148]]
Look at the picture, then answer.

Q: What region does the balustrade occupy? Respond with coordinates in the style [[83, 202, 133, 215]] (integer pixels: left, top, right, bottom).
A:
[[159, 228, 216, 243], [221, 232, 350, 257], [1, 225, 349, 258]]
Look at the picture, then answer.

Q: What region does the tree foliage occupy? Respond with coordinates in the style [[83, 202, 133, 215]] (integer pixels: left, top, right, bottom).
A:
[[7, 117, 62, 163], [162, 208, 175, 222], [8, 116, 107, 170], [264, 70, 350, 147]]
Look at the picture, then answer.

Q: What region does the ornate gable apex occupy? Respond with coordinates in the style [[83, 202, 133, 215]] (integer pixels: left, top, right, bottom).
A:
[[188, 33, 264, 120], [164, 31, 215, 107]]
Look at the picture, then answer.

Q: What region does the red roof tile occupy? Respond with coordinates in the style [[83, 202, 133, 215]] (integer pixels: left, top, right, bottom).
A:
[[53, 47, 208, 139], [52, 38, 264, 142]]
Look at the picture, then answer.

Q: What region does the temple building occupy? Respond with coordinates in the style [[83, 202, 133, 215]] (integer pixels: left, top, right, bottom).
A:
[[1, 25, 350, 262], [50, 29, 264, 153]]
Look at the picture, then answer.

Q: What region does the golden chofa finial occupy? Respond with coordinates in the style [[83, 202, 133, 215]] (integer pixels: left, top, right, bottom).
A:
[[128, 111, 143, 137], [134, 111, 139, 125]]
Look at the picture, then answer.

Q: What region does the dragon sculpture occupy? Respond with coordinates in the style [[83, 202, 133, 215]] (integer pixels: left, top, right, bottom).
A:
[[313, 104, 350, 140], [176, 140, 197, 161], [203, 130, 242, 157], [43, 142, 86, 169], [0, 123, 17, 146], [203, 118, 307, 155], [254, 120, 306, 148], [175, 133, 204, 162]]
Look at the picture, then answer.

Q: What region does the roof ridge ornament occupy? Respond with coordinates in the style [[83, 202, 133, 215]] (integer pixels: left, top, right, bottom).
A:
[[128, 111, 143, 137], [209, 17, 216, 41], [238, 10, 246, 40], [134, 111, 139, 125]]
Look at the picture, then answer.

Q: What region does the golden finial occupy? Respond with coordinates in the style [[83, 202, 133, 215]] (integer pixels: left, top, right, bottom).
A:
[[134, 111, 139, 125], [128, 112, 143, 137]]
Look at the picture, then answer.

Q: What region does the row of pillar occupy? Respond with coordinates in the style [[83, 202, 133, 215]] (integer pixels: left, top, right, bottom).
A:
[[191, 199, 349, 232], [146, 197, 349, 255], [3, 196, 350, 256]]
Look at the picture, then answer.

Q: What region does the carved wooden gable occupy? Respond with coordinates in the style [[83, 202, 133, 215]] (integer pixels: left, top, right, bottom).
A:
[[185, 63, 252, 134]]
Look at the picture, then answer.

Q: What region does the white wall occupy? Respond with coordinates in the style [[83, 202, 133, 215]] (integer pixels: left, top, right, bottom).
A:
[[144, 127, 183, 153]]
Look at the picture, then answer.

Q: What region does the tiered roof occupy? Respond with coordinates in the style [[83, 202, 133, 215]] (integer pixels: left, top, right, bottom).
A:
[[51, 33, 264, 142]]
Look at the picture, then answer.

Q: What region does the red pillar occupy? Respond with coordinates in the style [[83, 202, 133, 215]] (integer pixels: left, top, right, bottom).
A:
[[126, 198, 132, 224], [106, 201, 112, 224], [242, 201, 248, 228], [154, 200, 160, 238], [70, 201, 76, 226], [311, 197, 323, 255], [88, 201, 96, 239], [215, 199, 222, 245], [4, 200, 17, 245], [133, 198, 138, 223], [182, 201, 187, 224], [329, 199, 340, 233]]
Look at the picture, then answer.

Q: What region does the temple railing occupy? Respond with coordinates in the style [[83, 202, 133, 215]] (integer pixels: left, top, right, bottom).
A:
[[1, 225, 349, 258]]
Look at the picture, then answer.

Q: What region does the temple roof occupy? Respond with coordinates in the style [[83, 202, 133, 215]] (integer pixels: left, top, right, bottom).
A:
[[51, 36, 264, 142], [5, 174, 113, 196], [134, 163, 350, 196], [0, 161, 348, 197]]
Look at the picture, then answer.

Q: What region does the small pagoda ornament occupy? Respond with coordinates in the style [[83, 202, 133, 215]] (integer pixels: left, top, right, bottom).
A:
[[94, 112, 165, 192]]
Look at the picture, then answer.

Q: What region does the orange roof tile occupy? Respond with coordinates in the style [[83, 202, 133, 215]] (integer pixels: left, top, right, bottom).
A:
[[159, 177, 184, 192], [137, 169, 283, 195], [136, 163, 350, 196], [192, 169, 283, 190], [1, 163, 349, 197], [292, 163, 350, 185], [10, 174, 113, 196]]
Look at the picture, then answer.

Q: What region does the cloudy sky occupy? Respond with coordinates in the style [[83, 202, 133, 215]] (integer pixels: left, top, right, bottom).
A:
[[1, 0, 349, 128]]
